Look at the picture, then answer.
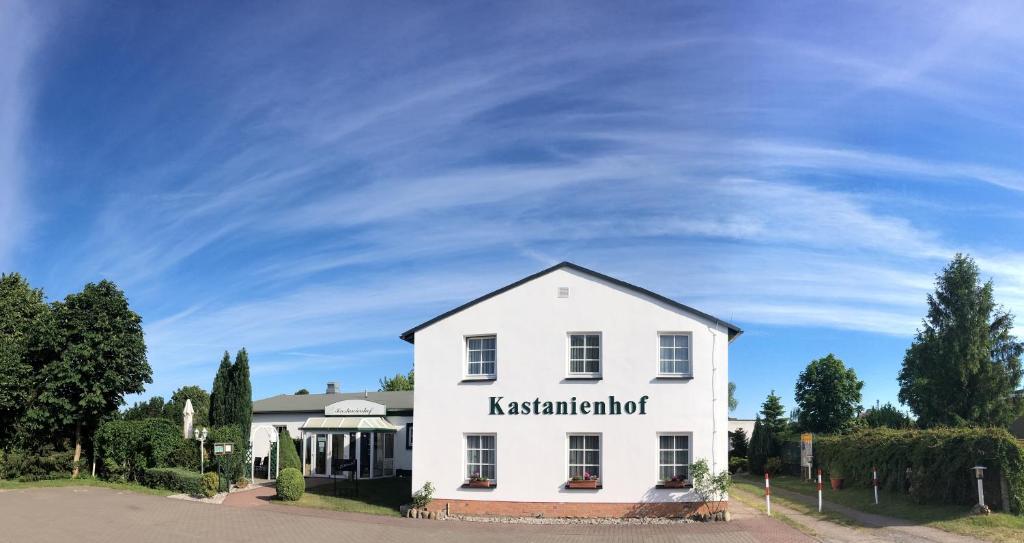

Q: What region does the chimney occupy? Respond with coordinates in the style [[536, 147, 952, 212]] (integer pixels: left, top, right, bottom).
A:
[[326, 382, 339, 394]]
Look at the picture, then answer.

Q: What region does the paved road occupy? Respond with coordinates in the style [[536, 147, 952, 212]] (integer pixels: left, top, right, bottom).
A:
[[0, 486, 813, 543]]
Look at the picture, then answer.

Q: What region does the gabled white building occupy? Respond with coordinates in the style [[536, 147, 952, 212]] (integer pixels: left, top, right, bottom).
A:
[[402, 262, 741, 517]]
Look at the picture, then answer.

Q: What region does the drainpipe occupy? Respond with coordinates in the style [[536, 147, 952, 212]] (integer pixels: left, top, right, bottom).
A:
[[707, 322, 719, 474]]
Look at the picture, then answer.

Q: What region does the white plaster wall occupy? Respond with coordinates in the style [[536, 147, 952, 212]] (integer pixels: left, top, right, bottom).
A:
[[411, 267, 731, 504]]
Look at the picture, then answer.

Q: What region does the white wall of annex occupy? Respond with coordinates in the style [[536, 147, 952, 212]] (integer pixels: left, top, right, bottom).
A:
[[411, 267, 731, 504]]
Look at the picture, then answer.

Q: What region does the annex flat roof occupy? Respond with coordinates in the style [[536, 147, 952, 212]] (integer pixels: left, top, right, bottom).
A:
[[300, 416, 400, 432], [399, 261, 743, 343], [253, 390, 413, 414]]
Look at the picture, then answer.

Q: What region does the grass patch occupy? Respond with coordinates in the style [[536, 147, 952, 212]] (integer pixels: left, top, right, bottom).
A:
[[0, 477, 172, 497], [733, 476, 861, 529], [279, 477, 411, 517], [757, 474, 1024, 543]]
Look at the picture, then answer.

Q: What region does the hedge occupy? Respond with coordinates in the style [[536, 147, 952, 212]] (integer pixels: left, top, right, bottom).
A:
[[141, 467, 203, 496], [95, 418, 189, 482], [207, 426, 246, 482], [0, 449, 76, 481], [815, 427, 1024, 513], [276, 467, 304, 501]]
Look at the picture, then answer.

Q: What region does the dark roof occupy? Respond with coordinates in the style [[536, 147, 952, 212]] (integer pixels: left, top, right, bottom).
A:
[[400, 261, 742, 343], [252, 390, 413, 414]]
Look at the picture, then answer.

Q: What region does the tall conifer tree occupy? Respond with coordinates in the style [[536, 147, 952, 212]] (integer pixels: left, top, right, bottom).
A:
[[209, 351, 232, 427], [231, 348, 252, 443]]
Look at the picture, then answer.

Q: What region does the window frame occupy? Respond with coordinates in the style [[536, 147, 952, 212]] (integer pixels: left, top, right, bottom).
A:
[[464, 334, 497, 380], [566, 433, 602, 481], [405, 423, 413, 450], [657, 332, 693, 378], [566, 332, 602, 378], [464, 433, 497, 482], [656, 432, 692, 484]]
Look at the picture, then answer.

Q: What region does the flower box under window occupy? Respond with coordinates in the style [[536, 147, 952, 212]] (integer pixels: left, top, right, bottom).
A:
[[566, 478, 600, 489], [464, 479, 494, 488], [657, 479, 691, 489]]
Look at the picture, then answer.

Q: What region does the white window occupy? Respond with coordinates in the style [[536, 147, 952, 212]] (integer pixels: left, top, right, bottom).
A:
[[568, 434, 601, 479], [659, 333, 691, 376], [568, 333, 601, 376], [466, 336, 496, 377], [466, 434, 496, 480], [658, 434, 690, 481]]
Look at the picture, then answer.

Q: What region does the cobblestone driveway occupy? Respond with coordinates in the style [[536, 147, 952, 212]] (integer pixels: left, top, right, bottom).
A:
[[0, 486, 813, 543]]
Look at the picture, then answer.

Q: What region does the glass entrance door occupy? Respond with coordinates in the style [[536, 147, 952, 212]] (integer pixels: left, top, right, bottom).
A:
[[315, 434, 327, 475], [359, 432, 370, 478]]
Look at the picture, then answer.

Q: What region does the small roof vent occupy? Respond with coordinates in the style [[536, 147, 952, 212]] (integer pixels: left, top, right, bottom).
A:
[[557, 287, 570, 298], [326, 382, 339, 394]]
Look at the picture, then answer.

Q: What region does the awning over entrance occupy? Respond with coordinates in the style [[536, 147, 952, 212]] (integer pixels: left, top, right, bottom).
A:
[[300, 416, 399, 432]]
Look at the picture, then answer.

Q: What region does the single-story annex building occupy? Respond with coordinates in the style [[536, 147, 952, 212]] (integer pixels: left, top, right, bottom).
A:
[[251, 261, 741, 517]]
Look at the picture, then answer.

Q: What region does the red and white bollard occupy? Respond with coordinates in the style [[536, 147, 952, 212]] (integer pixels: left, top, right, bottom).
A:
[[765, 471, 772, 516], [816, 468, 823, 512], [872, 466, 879, 505]]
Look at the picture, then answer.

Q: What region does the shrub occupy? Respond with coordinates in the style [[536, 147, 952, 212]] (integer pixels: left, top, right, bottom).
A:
[[277, 429, 301, 472], [0, 449, 75, 480], [765, 457, 783, 477], [816, 427, 1024, 513], [691, 458, 731, 517], [236, 476, 249, 489], [142, 467, 203, 496], [728, 456, 748, 474], [276, 467, 304, 501], [206, 426, 246, 482], [95, 418, 187, 481], [411, 481, 434, 509], [202, 472, 219, 498]]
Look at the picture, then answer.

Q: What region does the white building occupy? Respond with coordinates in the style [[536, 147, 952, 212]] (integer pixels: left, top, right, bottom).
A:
[[403, 262, 741, 517], [250, 387, 413, 479]]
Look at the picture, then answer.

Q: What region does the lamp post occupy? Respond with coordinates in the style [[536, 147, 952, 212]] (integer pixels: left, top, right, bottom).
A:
[[972, 466, 987, 509], [194, 427, 208, 473]]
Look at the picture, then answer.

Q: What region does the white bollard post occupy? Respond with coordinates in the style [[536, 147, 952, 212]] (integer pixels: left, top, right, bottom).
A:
[[977, 478, 985, 507], [873, 466, 879, 505], [817, 468, 823, 512], [765, 471, 771, 516]]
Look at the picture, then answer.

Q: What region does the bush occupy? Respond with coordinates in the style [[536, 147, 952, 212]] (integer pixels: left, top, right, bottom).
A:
[[206, 426, 246, 482], [278, 429, 301, 472], [202, 472, 219, 498], [236, 476, 249, 489], [411, 481, 434, 509], [95, 418, 188, 481], [276, 467, 304, 501], [765, 457, 783, 477], [728, 456, 748, 474], [142, 467, 203, 496], [0, 449, 75, 480], [691, 458, 731, 517], [816, 427, 1024, 513]]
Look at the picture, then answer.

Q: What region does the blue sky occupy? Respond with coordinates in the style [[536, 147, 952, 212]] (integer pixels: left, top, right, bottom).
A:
[[3, 2, 1024, 419]]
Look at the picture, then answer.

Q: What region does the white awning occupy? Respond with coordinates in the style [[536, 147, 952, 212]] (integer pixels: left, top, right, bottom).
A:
[[300, 416, 400, 432]]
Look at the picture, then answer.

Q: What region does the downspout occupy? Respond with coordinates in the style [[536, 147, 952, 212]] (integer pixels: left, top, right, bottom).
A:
[[708, 322, 719, 474]]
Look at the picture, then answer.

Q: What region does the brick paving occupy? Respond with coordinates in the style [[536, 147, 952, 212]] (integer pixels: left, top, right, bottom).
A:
[[0, 486, 815, 543]]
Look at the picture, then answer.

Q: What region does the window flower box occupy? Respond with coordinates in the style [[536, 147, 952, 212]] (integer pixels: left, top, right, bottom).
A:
[[465, 479, 493, 488], [566, 478, 600, 489], [658, 478, 690, 489]]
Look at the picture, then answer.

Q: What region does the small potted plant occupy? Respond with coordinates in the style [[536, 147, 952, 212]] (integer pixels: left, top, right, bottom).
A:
[[829, 466, 845, 490], [661, 474, 689, 488], [466, 472, 492, 488], [567, 471, 600, 489]]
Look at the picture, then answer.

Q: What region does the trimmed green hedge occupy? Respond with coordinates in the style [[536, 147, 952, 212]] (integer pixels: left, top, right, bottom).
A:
[[141, 467, 203, 496], [276, 467, 304, 501], [95, 418, 189, 482], [815, 427, 1024, 513], [202, 472, 219, 498]]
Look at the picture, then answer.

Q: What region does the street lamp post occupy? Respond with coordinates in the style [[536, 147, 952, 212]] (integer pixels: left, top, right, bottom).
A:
[[972, 466, 987, 509], [194, 427, 209, 472]]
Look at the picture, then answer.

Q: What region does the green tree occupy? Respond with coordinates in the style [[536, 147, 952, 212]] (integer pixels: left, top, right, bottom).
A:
[[728, 381, 738, 412], [760, 390, 787, 435], [378, 369, 415, 391], [229, 348, 252, 443], [277, 428, 301, 471], [729, 427, 748, 458], [862, 401, 914, 429], [794, 354, 864, 434], [166, 385, 210, 428], [294, 388, 309, 395], [208, 352, 232, 427], [898, 254, 1024, 428], [747, 417, 771, 474], [123, 396, 167, 420], [31, 280, 151, 477], [0, 273, 50, 447]]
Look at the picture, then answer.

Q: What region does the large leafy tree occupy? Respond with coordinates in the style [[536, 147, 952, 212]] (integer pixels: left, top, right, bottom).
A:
[[208, 351, 232, 427], [794, 354, 863, 434], [378, 369, 414, 391], [898, 254, 1024, 428], [863, 401, 914, 429], [122, 396, 167, 420], [229, 348, 252, 443], [0, 273, 51, 447], [728, 381, 738, 412], [32, 281, 150, 477]]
